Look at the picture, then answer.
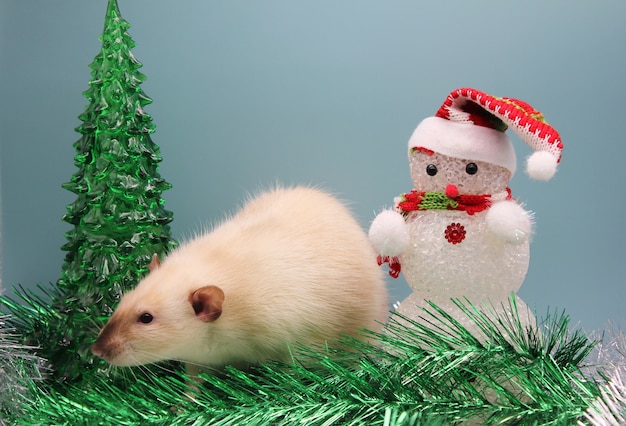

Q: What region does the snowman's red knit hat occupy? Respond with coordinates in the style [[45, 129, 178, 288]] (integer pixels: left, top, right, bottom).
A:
[[408, 87, 563, 180]]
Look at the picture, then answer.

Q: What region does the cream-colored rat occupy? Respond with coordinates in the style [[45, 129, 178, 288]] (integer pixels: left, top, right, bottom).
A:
[[92, 186, 388, 375]]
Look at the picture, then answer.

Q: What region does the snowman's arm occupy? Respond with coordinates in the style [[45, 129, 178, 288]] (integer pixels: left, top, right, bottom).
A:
[[368, 209, 409, 256], [485, 200, 533, 244], [369, 209, 408, 279]]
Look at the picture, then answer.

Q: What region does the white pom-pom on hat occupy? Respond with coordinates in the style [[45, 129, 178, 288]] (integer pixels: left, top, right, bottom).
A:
[[408, 88, 563, 181], [526, 150, 558, 181], [368, 209, 409, 256]]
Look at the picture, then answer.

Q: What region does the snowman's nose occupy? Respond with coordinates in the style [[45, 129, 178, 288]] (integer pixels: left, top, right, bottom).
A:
[[445, 184, 459, 198]]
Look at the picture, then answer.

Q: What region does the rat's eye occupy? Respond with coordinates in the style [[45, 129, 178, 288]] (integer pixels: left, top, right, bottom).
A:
[[465, 162, 478, 175], [426, 164, 438, 176], [138, 313, 154, 324]]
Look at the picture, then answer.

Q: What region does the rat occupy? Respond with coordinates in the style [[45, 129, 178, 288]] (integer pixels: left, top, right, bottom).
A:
[[92, 186, 389, 377]]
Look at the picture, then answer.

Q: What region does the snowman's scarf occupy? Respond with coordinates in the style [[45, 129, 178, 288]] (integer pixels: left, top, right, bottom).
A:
[[396, 188, 512, 216], [379, 187, 513, 278]]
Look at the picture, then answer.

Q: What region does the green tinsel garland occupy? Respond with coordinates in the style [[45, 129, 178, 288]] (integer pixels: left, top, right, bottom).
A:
[[2, 294, 625, 425]]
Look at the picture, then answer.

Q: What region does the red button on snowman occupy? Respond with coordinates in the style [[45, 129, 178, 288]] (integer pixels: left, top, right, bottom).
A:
[[369, 88, 563, 331]]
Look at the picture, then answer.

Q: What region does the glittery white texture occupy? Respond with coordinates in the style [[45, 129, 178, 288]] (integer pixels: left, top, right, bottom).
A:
[[409, 151, 511, 194], [396, 210, 532, 330], [395, 151, 535, 331]]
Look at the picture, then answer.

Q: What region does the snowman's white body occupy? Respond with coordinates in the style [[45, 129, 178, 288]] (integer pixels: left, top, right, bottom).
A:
[[396, 208, 531, 325], [370, 150, 536, 332]]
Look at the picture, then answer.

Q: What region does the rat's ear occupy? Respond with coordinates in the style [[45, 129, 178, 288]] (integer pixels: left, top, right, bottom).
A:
[[189, 286, 224, 322], [148, 253, 161, 272]]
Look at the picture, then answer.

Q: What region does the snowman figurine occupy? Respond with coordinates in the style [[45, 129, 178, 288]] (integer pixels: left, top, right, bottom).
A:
[[369, 87, 563, 332]]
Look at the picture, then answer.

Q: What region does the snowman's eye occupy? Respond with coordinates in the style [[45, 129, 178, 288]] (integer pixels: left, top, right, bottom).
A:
[[426, 164, 438, 176], [465, 162, 478, 175]]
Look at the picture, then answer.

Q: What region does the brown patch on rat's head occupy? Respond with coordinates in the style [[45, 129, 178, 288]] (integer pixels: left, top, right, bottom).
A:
[[91, 283, 187, 366], [91, 256, 163, 366], [92, 257, 229, 367], [91, 308, 135, 365]]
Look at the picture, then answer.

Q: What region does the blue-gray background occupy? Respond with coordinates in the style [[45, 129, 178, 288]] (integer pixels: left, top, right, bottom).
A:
[[1, 1, 624, 332]]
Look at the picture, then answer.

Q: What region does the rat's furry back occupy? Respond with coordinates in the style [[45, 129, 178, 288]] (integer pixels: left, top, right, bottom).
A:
[[92, 186, 389, 370]]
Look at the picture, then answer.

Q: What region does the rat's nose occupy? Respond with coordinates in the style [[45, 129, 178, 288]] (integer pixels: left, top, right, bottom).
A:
[[91, 341, 104, 358], [445, 184, 459, 198]]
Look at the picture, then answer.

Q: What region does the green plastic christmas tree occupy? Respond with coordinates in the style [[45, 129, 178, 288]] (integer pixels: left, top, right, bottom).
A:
[[12, 0, 177, 383]]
